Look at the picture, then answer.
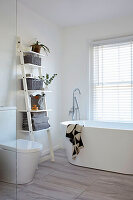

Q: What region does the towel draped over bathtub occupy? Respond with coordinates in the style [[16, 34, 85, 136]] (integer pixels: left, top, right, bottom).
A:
[[66, 124, 84, 159]]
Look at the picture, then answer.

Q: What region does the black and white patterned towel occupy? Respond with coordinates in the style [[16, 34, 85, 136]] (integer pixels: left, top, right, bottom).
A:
[[66, 124, 84, 159]]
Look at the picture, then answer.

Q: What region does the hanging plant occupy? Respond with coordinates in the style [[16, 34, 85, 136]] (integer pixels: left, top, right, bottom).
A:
[[39, 73, 57, 86]]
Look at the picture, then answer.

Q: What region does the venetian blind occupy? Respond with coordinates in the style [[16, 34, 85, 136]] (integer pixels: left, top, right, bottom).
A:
[[92, 38, 133, 121]]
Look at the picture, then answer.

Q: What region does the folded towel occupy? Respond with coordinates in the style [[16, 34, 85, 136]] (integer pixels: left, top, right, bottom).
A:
[[22, 122, 50, 131], [32, 116, 49, 124], [23, 116, 49, 125], [33, 122, 50, 131], [66, 124, 84, 159], [23, 112, 47, 119]]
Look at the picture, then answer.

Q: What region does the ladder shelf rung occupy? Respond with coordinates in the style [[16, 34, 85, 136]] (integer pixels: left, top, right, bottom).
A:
[[18, 109, 52, 112], [19, 127, 51, 133], [19, 90, 52, 93], [20, 63, 45, 68], [23, 51, 46, 57]]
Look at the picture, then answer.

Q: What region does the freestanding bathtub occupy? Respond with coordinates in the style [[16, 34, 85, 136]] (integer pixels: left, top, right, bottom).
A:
[[61, 120, 133, 175]]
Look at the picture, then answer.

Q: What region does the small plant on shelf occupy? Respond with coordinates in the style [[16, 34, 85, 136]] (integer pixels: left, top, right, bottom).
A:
[[30, 41, 50, 54], [39, 73, 57, 88]]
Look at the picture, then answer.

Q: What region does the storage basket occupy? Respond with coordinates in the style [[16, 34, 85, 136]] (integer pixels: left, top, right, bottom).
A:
[[30, 94, 45, 110], [21, 78, 43, 90], [24, 53, 41, 66]]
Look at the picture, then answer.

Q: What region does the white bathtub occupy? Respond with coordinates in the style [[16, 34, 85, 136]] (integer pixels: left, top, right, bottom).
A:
[[61, 120, 133, 175]]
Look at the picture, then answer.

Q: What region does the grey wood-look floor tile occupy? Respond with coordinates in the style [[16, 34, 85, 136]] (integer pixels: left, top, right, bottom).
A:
[[19, 183, 80, 200], [41, 156, 98, 186], [75, 193, 114, 200], [42, 173, 88, 191], [65, 162, 123, 180], [15, 149, 133, 200], [54, 148, 66, 156], [66, 161, 133, 182], [18, 173, 86, 200], [0, 181, 17, 200], [49, 168, 97, 187], [65, 162, 101, 177], [17, 188, 58, 200], [40, 150, 68, 169], [40, 160, 67, 172], [34, 165, 54, 181], [76, 175, 133, 200]]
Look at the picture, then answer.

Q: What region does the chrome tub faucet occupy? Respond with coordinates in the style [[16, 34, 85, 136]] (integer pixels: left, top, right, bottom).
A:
[[69, 88, 81, 120]]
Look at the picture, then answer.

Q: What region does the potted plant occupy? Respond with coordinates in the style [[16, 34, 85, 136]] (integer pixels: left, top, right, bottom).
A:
[[39, 73, 57, 89], [31, 41, 50, 54]]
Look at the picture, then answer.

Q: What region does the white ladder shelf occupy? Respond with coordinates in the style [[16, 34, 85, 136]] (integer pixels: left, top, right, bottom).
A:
[[17, 38, 55, 162]]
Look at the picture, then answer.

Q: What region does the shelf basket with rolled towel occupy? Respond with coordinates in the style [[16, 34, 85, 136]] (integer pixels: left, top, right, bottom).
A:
[[22, 112, 50, 131], [66, 124, 84, 159]]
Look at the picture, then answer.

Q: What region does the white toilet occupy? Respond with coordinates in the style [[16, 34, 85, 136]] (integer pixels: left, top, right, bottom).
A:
[[0, 107, 43, 184]]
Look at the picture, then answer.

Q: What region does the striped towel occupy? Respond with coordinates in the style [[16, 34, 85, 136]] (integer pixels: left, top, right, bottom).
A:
[[66, 124, 84, 159]]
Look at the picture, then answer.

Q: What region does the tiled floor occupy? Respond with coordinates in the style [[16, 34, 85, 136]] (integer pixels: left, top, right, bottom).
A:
[[1, 149, 133, 200], [0, 181, 16, 200]]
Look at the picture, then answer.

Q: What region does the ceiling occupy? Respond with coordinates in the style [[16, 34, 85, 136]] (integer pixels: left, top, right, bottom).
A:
[[20, 0, 133, 27]]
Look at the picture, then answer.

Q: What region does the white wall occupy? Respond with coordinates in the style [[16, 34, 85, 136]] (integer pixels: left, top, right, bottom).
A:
[[17, 2, 63, 153], [0, 0, 16, 107], [61, 16, 133, 121], [2, 0, 133, 152], [0, 0, 16, 143]]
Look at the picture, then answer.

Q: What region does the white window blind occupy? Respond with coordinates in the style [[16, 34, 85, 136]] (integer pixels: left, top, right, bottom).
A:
[[92, 38, 133, 122]]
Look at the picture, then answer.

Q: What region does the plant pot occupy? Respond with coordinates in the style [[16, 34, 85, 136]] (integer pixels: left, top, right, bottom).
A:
[[32, 45, 41, 53]]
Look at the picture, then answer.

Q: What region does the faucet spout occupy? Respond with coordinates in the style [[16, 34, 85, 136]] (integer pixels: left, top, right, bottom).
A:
[[73, 88, 81, 95]]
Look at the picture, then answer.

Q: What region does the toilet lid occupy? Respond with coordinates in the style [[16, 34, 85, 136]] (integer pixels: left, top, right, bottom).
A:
[[0, 139, 43, 153]]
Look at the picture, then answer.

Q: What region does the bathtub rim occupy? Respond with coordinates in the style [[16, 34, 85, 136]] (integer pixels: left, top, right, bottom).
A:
[[61, 120, 133, 132]]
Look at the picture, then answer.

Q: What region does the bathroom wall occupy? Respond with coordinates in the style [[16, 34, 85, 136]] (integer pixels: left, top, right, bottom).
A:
[[0, 0, 16, 107], [61, 16, 133, 121], [16, 1, 133, 152], [17, 2, 63, 153], [0, 1, 17, 195]]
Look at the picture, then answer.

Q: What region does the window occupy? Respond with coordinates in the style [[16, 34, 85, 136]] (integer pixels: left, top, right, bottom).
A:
[[91, 36, 133, 122]]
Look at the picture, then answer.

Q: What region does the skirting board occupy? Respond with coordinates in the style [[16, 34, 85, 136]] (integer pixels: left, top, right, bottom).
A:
[[41, 144, 64, 157]]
